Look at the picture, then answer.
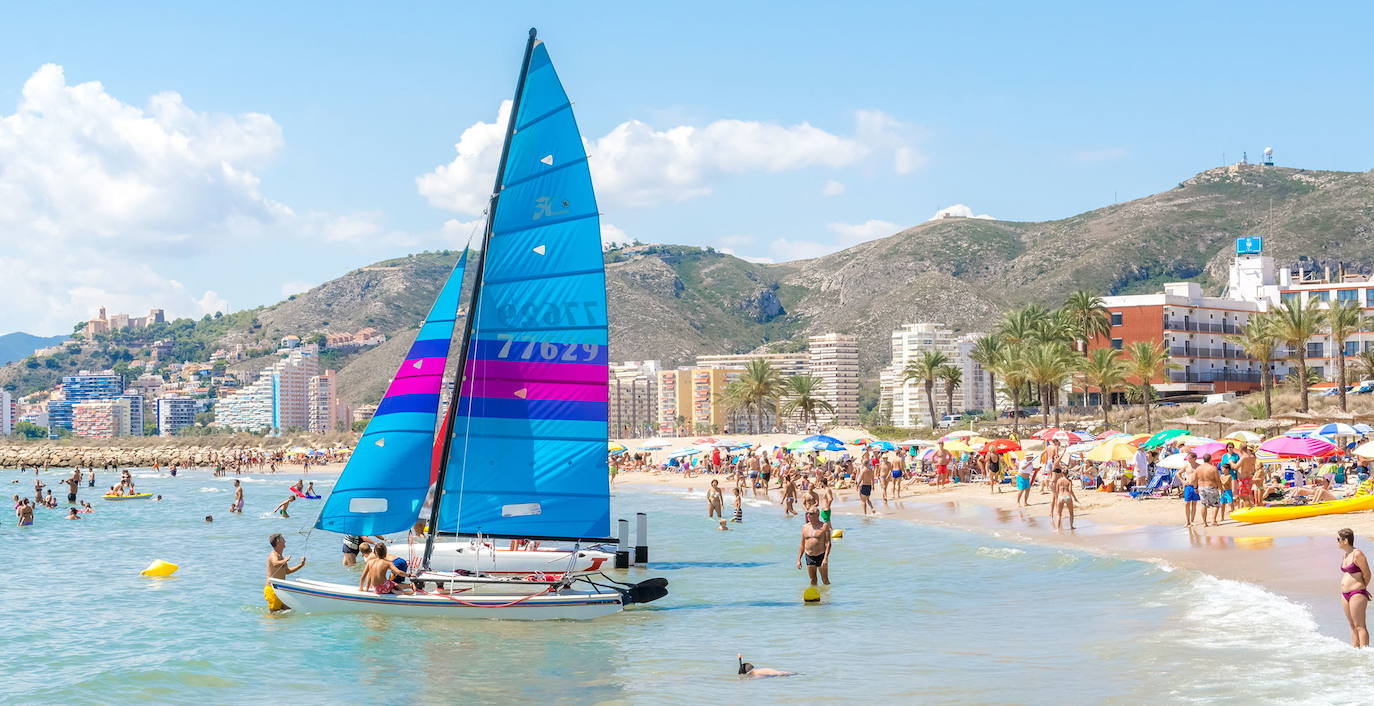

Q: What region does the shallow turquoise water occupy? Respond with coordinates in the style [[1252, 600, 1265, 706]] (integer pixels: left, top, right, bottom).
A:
[[5, 468, 1371, 705]]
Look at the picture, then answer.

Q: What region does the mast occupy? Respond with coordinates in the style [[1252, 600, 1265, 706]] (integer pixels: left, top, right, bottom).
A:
[[424, 28, 541, 569]]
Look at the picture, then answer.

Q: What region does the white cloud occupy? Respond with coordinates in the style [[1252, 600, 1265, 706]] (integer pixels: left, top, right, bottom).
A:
[[821, 179, 845, 197], [418, 105, 923, 214], [280, 281, 312, 297], [768, 237, 841, 261], [927, 204, 994, 221], [601, 223, 631, 247], [826, 219, 902, 244], [196, 290, 229, 316], [1073, 147, 1129, 162], [740, 255, 776, 264]]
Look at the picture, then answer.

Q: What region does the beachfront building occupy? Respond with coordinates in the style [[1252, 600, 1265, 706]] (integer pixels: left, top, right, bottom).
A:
[[307, 369, 339, 433], [62, 370, 123, 401], [0, 390, 13, 436], [655, 365, 745, 435], [353, 404, 378, 425], [1087, 282, 1267, 398], [156, 396, 198, 436], [121, 391, 145, 436], [879, 323, 985, 427], [807, 333, 861, 425], [956, 335, 993, 413], [215, 347, 321, 433], [71, 398, 131, 439], [609, 360, 659, 439]]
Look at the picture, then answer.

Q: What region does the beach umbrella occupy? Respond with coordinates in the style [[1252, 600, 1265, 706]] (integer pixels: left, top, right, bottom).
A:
[[899, 438, 936, 446], [1284, 423, 1322, 437], [850, 437, 875, 446], [1157, 453, 1190, 470], [983, 439, 1022, 454], [1258, 435, 1338, 459], [1352, 440, 1374, 458], [940, 439, 977, 453], [667, 446, 703, 459], [1050, 430, 1093, 443], [1065, 440, 1102, 454], [1085, 438, 1138, 462], [639, 439, 672, 450], [1031, 428, 1062, 441], [1312, 423, 1360, 437], [798, 440, 844, 452], [867, 440, 897, 451], [729, 442, 754, 450], [1176, 436, 1216, 448], [693, 437, 718, 445], [1223, 430, 1263, 443], [802, 434, 845, 445], [1095, 429, 1124, 439], [608, 442, 627, 453], [1190, 441, 1227, 457], [1355, 424, 1374, 435], [941, 430, 980, 439], [1139, 429, 1189, 449]]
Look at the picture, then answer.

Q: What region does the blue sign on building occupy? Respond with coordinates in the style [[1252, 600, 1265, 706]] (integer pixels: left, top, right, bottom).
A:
[[1236, 236, 1263, 254]]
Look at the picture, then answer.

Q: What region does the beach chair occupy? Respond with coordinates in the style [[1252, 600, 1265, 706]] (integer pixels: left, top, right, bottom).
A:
[[1130, 471, 1170, 499], [1080, 474, 1099, 490]]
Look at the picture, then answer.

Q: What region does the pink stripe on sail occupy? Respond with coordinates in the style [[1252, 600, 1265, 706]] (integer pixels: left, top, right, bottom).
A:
[[460, 378, 606, 402], [465, 359, 606, 384], [385, 375, 443, 398], [394, 357, 448, 379]]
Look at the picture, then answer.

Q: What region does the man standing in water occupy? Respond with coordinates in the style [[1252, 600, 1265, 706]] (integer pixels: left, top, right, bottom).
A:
[[797, 510, 831, 585], [231, 479, 244, 514], [264, 533, 306, 612], [816, 477, 834, 525], [63, 470, 80, 505], [856, 461, 876, 515]]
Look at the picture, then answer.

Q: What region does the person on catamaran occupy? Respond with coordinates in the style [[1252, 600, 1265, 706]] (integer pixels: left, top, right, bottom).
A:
[[360, 543, 411, 595], [264, 533, 306, 612], [737, 654, 794, 678]]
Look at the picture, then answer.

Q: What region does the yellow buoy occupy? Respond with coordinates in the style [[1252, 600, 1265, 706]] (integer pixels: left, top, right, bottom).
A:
[[831, 529, 843, 539], [802, 586, 821, 603], [141, 559, 179, 577]]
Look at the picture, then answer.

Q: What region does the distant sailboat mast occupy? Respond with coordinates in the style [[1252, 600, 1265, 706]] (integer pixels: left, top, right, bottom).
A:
[[422, 28, 543, 568]]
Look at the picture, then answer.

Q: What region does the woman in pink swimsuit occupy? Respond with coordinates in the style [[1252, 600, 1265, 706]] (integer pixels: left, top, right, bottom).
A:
[[1338, 527, 1370, 648]]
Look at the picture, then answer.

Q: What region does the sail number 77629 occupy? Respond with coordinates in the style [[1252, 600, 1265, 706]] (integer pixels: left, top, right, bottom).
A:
[[494, 335, 600, 361]]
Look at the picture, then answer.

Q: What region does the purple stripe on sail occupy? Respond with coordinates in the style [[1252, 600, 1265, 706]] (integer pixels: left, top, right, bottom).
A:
[[464, 359, 607, 384], [375, 393, 441, 416], [459, 378, 606, 402], [455, 396, 607, 422], [393, 357, 448, 379], [385, 375, 443, 397], [469, 338, 609, 365]]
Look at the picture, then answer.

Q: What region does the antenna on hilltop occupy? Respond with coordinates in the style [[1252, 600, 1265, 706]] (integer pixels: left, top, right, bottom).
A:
[[1263, 146, 1274, 166]]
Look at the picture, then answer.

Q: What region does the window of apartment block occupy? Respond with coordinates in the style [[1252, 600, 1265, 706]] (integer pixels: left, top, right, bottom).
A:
[[1110, 338, 1123, 350], [1346, 341, 1360, 357], [1312, 366, 1325, 378], [1314, 291, 1330, 302], [1339, 289, 1358, 302], [1110, 312, 1122, 326], [1306, 342, 1324, 358], [1367, 289, 1374, 307], [1281, 292, 1298, 304]]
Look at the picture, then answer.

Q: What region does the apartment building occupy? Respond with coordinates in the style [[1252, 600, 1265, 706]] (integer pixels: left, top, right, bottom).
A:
[[609, 360, 659, 438], [72, 398, 131, 439], [879, 323, 986, 427], [156, 396, 199, 436], [807, 333, 861, 425]]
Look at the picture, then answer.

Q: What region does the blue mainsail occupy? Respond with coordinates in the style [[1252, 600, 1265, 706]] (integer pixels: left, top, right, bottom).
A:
[[316, 251, 467, 535], [437, 35, 611, 540]]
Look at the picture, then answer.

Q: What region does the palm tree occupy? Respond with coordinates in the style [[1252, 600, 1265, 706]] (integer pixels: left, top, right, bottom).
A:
[[719, 380, 754, 432], [735, 359, 783, 433], [937, 365, 962, 418], [1061, 290, 1111, 353], [1356, 347, 1374, 380], [1124, 340, 1177, 432], [1269, 297, 1326, 412], [1225, 314, 1280, 420], [1327, 301, 1363, 412], [994, 345, 1029, 438], [902, 350, 949, 429], [998, 304, 1049, 346], [1022, 342, 1074, 428], [1079, 348, 1128, 427], [779, 375, 836, 428], [968, 335, 1003, 416]]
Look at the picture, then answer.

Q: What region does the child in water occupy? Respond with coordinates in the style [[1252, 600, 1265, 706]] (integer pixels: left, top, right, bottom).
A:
[[731, 487, 743, 523]]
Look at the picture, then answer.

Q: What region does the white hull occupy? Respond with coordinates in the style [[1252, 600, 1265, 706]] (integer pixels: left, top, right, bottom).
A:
[[424, 541, 614, 575], [268, 578, 624, 620]]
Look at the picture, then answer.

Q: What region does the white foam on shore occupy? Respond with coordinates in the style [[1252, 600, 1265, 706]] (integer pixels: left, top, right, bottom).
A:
[[199, 487, 225, 493], [975, 546, 1025, 559]]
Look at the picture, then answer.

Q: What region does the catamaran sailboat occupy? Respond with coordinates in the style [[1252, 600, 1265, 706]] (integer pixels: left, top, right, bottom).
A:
[[270, 28, 666, 620]]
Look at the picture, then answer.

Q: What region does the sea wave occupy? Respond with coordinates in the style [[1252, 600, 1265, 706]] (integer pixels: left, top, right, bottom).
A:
[[975, 546, 1025, 559]]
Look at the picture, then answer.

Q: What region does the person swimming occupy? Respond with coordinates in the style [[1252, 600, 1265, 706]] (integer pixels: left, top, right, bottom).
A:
[[737, 654, 794, 678]]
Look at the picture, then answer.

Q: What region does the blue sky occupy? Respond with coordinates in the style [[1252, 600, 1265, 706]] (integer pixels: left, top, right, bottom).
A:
[[2, 2, 1372, 334]]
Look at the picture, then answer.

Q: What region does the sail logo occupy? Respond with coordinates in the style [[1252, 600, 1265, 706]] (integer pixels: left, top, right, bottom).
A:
[[532, 196, 569, 220]]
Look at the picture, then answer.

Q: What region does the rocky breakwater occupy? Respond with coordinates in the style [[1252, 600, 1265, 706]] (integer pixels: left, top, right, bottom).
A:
[[1, 445, 273, 469]]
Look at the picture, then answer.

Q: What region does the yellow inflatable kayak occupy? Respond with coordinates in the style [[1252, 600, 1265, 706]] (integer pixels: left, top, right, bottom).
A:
[[1231, 494, 1374, 524], [103, 493, 153, 501]]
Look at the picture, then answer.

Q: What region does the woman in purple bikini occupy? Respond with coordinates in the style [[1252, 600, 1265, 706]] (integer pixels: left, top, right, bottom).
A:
[[1338, 527, 1370, 648]]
